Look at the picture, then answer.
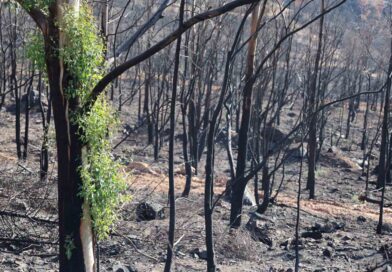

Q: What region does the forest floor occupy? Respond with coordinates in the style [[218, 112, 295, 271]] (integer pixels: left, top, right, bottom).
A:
[[0, 99, 392, 272]]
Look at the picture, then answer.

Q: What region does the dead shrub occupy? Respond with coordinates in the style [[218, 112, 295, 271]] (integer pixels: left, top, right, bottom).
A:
[[215, 225, 263, 261]]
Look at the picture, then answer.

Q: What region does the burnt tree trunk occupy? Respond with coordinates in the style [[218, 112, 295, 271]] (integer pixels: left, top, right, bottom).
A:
[[181, 30, 193, 197], [377, 132, 391, 234], [164, 1, 184, 270], [377, 39, 392, 189], [144, 59, 153, 145], [23, 69, 34, 160], [10, 12, 21, 159], [361, 78, 370, 151], [306, 0, 324, 199], [42, 2, 97, 270], [230, 3, 261, 227]]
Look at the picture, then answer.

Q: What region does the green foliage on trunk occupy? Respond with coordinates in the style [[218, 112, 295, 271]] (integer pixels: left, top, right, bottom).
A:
[[78, 96, 129, 240], [26, 2, 129, 241], [60, 4, 129, 240], [60, 4, 106, 102]]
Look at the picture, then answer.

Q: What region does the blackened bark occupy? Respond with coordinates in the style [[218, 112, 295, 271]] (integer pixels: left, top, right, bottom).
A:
[[188, 90, 198, 172], [295, 142, 304, 272], [164, 1, 184, 270], [23, 71, 34, 160], [44, 8, 92, 268], [38, 74, 51, 180], [230, 2, 263, 227], [181, 112, 192, 197], [138, 86, 142, 123], [153, 77, 164, 161], [197, 70, 213, 162], [377, 39, 392, 189], [230, 79, 254, 228], [345, 98, 355, 139], [10, 16, 21, 159], [307, 0, 324, 199], [181, 30, 192, 197], [204, 6, 252, 267], [144, 60, 153, 145], [225, 94, 236, 183], [361, 90, 370, 151], [377, 132, 391, 234], [257, 164, 270, 214]]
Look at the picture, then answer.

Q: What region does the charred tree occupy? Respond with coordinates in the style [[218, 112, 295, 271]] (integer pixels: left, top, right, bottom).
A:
[[377, 38, 392, 189], [306, 0, 325, 199], [164, 1, 184, 270]]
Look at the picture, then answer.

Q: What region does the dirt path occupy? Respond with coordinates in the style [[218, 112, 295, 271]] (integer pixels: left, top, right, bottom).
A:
[[128, 167, 392, 225], [277, 195, 392, 224]]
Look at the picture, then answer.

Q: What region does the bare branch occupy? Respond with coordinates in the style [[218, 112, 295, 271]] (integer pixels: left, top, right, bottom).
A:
[[111, 0, 171, 60], [86, 0, 261, 111]]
